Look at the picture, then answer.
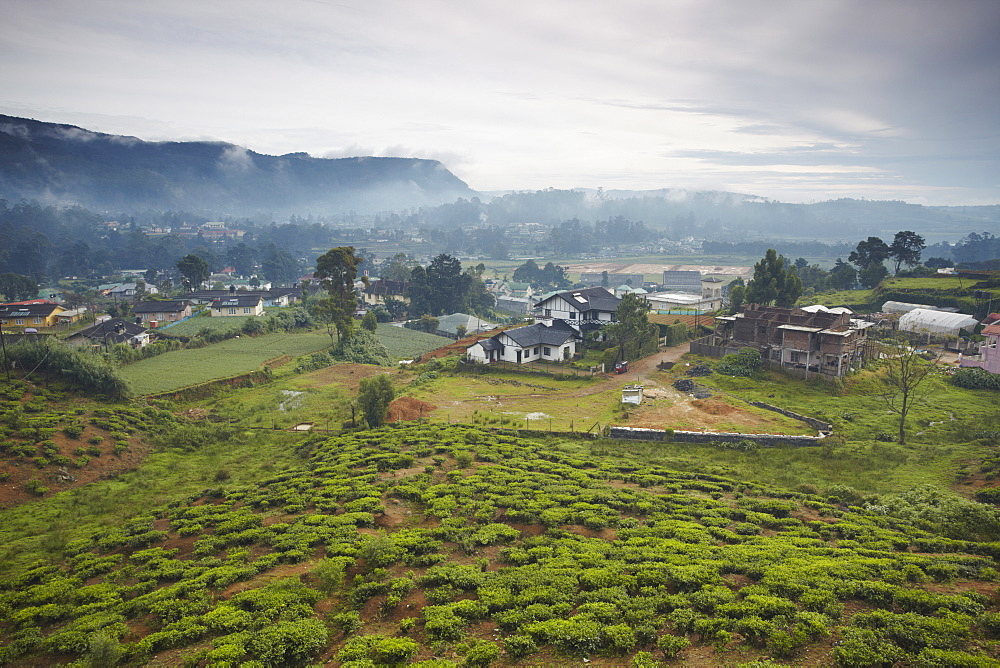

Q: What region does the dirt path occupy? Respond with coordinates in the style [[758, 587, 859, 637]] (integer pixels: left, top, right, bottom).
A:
[[459, 342, 691, 403], [560, 342, 690, 398]]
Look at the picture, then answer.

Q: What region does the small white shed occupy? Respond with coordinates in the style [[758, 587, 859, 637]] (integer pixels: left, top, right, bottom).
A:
[[622, 385, 644, 404]]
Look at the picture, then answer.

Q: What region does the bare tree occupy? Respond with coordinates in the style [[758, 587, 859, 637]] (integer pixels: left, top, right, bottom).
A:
[[876, 337, 939, 445]]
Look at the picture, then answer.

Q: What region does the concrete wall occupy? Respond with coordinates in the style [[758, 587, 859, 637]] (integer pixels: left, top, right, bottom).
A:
[[690, 336, 740, 358], [609, 426, 826, 447]]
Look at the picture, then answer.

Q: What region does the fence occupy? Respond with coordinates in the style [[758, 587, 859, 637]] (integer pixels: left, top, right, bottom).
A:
[[457, 359, 601, 378], [689, 335, 740, 358]]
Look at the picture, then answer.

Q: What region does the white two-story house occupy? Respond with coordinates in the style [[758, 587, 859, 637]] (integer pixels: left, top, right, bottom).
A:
[[532, 287, 621, 332]]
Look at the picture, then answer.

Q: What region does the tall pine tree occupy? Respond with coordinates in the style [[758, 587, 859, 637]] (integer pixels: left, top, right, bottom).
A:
[[744, 249, 803, 308]]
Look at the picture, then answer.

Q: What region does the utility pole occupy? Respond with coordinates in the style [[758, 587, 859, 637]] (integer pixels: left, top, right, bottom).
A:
[[0, 320, 9, 382]]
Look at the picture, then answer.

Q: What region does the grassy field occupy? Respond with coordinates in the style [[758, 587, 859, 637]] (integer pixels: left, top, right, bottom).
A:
[[802, 276, 975, 311], [119, 331, 333, 394]]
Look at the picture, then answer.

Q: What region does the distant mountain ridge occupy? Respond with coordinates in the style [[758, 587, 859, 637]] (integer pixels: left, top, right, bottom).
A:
[[0, 115, 476, 215]]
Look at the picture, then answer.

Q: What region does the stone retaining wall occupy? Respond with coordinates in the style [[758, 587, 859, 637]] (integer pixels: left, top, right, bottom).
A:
[[746, 402, 832, 432], [609, 426, 826, 447]]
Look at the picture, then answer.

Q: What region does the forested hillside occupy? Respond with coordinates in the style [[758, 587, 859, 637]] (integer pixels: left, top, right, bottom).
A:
[[0, 115, 474, 215]]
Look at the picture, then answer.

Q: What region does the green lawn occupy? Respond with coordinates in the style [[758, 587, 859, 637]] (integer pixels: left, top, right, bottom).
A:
[[119, 332, 333, 394]]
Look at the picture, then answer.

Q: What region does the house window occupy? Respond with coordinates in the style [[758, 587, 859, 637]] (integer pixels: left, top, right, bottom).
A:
[[534, 347, 539, 355], [543, 347, 551, 356], [244, 307, 251, 314], [545, 309, 551, 317], [33, 318, 42, 324], [790, 351, 803, 363], [228, 308, 237, 315], [15, 319, 24, 325]]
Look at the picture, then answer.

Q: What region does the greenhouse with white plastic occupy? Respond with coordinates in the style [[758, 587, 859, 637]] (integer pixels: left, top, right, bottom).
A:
[[898, 308, 979, 336]]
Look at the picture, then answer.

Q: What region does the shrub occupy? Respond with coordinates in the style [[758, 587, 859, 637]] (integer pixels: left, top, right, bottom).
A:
[[832, 628, 903, 667], [717, 347, 762, 377], [246, 618, 328, 666], [464, 640, 501, 666], [333, 330, 392, 366], [330, 610, 363, 635], [337, 635, 419, 664], [914, 648, 1000, 667], [952, 367, 1000, 390], [503, 635, 537, 660], [603, 623, 637, 654], [85, 631, 124, 666], [24, 478, 48, 495]]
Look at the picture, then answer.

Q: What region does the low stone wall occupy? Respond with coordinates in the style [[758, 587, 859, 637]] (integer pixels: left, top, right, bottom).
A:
[[609, 426, 826, 448], [746, 402, 832, 432]]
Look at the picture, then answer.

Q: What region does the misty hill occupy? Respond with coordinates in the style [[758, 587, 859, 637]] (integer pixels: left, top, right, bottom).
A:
[[470, 189, 999, 243], [0, 115, 475, 215]]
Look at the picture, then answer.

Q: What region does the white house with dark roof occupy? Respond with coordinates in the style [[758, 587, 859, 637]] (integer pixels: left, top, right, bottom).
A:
[[532, 287, 621, 331], [133, 300, 192, 324], [210, 294, 264, 317], [467, 320, 580, 364]]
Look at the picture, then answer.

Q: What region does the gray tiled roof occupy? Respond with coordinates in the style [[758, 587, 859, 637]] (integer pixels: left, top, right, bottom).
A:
[[132, 300, 190, 313], [502, 323, 574, 347], [535, 287, 621, 313], [212, 294, 262, 308]]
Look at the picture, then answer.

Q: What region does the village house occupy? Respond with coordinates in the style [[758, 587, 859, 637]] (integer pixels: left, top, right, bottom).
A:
[[533, 287, 621, 332], [466, 320, 579, 365], [132, 300, 193, 325], [495, 295, 532, 314], [960, 321, 1000, 374], [66, 319, 149, 348], [184, 288, 295, 308], [712, 303, 874, 377], [661, 270, 704, 293], [210, 294, 264, 317], [363, 279, 409, 305], [0, 302, 67, 329]]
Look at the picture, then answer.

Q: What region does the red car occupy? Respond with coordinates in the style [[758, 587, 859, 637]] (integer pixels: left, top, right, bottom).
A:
[[614, 361, 629, 374]]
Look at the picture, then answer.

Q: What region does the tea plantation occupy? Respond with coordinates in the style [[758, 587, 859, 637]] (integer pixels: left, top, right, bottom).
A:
[[3, 422, 1000, 666]]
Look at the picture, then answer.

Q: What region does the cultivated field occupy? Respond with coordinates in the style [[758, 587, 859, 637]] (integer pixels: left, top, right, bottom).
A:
[[118, 327, 451, 395], [119, 332, 333, 394], [155, 308, 283, 337], [374, 325, 451, 360]]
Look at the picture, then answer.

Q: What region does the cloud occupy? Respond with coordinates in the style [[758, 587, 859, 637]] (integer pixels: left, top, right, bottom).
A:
[[0, 0, 997, 205], [217, 145, 254, 172]]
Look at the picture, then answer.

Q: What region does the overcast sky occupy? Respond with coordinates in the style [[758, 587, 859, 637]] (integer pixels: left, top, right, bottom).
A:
[[1, 0, 998, 205]]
